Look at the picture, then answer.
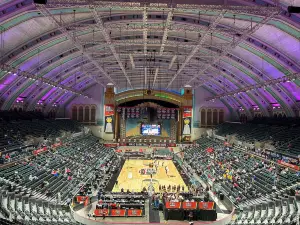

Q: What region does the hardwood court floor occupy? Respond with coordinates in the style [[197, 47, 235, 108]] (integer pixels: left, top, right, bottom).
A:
[[112, 159, 188, 193]]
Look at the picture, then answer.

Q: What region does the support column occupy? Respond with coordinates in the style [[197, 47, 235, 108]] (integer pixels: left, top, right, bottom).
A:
[[181, 86, 193, 142], [104, 84, 115, 141], [114, 110, 119, 141], [178, 108, 183, 142]]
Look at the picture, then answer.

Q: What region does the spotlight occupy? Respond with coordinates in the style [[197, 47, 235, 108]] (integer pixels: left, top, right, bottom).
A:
[[33, 0, 47, 4], [288, 6, 300, 13]]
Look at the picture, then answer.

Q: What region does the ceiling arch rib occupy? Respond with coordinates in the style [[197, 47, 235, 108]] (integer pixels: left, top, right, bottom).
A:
[[0, 2, 298, 112], [14, 56, 98, 110], [86, 35, 292, 115], [45, 79, 96, 111], [38, 77, 93, 111], [207, 46, 297, 110], [205, 65, 270, 116], [1, 11, 296, 84], [27, 74, 93, 111], [219, 58, 295, 116], [203, 79, 254, 118], [0, 30, 292, 113], [182, 11, 280, 88], [1, 53, 93, 110], [91, 7, 133, 88], [35, 4, 117, 87], [31, 66, 97, 109], [226, 47, 298, 106]]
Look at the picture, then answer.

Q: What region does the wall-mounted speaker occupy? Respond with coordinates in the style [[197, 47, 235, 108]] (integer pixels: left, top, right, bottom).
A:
[[33, 0, 47, 4]]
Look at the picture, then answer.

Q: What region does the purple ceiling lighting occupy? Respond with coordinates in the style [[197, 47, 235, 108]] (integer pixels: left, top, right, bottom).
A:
[[0, 0, 299, 115], [0, 63, 90, 98]]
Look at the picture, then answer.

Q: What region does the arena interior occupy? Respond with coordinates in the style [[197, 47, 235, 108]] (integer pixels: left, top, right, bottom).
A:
[[0, 0, 300, 225]]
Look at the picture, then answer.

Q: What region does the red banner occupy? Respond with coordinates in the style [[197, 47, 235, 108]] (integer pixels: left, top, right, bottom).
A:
[[105, 104, 114, 116], [198, 202, 214, 210], [127, 209, 143, 216], [182, 202, 197, 209], [94, 209, 109, 217], [110, 209, 126, 217], [84, 197, 89, 207], [51, 142, 62, 148], [206, 147, 214, 153], [33, 147, 47, 155], [183, 107, 192, 118], [104, 143, 118, 147], [168, 143, 176, 147], [165, 202, 181, 209], [115, 149, 122, 153], [277, 160, 300, 170], [76, 196, 87, 203]]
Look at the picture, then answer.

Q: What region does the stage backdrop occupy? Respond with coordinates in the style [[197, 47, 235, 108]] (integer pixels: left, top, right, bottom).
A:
[[125, 118, 171, 138]]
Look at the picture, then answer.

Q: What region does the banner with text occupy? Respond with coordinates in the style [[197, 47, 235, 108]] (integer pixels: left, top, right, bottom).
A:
[[104, 104, 114, 133]]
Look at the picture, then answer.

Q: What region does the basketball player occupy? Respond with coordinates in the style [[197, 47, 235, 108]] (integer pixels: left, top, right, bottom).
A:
[[165, 166, 169, 176]]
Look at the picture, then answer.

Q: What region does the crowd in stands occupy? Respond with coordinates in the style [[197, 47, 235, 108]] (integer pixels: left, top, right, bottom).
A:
[[182, 136, 299, 225], [0, 111, 83, 164], [0, 134, 115, 224], [215, 119, 300, 157]]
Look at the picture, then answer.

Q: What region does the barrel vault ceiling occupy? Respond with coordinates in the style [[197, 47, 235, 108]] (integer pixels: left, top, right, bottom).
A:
[[0, 0, 299, 116]]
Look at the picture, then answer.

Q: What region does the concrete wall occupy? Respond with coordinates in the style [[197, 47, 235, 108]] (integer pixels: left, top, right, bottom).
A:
[[193, 87, 234, 127], [192, 127, 212, 141], [86, 125, 114, 141], [65, 85, 104, 124]]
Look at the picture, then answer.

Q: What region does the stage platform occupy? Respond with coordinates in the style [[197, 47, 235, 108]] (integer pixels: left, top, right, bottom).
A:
[[112, 159, 188, 193]]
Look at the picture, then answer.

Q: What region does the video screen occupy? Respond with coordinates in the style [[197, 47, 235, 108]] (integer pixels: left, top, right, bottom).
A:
[[141, 124, 161, 136]]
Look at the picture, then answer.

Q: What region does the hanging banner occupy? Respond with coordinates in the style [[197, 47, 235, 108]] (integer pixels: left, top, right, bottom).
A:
[[277, 160, 300, 171], [182, 107, 192, 136], [128, 209, 143, 216], [182, 202, 197, 210], [33, 147, 47, 155], [110, 209, 126, 217], [198, 202, 215, 210], [94, 209, 109, 217], [84, 197, 89, 207], [104, 104, 114, 133], [165, 202, 181, 209]]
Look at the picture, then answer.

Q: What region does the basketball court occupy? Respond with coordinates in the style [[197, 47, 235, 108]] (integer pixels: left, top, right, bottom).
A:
[[112, 159, 188, 193]]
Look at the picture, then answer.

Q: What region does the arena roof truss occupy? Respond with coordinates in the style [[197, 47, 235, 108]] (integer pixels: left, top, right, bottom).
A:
[[0, 0, 299, 117]]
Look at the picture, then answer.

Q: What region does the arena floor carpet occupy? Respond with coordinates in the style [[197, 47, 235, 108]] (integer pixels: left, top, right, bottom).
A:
[[112, 159, 188, 193]]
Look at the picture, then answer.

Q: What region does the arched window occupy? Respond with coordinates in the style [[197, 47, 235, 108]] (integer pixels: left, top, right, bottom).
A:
[[72, 106, 77, 120], [84, 106, 90, 122], [207, 109, 212, 126], [273, 113, 278, 118], [219, 109, 224, 123], [200, 109, 206, 126], [78, 106, 84, 122], [278, 113, 282, 118], [91, 106, 96, 122], [213, 109, 218, 125]]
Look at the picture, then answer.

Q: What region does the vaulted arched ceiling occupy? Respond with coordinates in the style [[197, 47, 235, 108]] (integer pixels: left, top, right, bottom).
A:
[[0, 0, 299, 117]]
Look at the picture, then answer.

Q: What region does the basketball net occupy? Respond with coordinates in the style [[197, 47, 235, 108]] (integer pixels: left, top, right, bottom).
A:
[[147, 178, 155, 196], [147, 166, 155, 196]]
